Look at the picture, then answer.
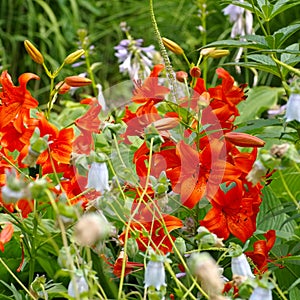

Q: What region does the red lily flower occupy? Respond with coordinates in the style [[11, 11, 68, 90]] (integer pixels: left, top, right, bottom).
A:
[[245, 230, 276, 274], [73, 98, 101, 154], [30, 112, 74, 174], [0, 222, 14, 252], [119, 212, 183, 254], [168, 139, 241, 208], [200, 181, 260, 242], [0, 71, 39, 133], [122, 102, 161, 143], [131, 64, 170, 105], [112, 251, 143, 278]]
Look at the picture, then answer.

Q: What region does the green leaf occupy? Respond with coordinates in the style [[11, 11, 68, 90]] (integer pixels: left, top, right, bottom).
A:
[[236, 86, 284, 123], [225, 61, 280, 77], [274, 23, 300, 48], [256, 186, 296, 239], [290, 287, 300, 300], [201, 39, 269, 51], [261, 4, 273, 21], [270, 0, 300, 19], [270, 167, 300, 204], [235, 118, 282, 134]]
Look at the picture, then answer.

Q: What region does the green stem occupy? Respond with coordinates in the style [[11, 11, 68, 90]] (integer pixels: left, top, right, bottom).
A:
[[28, 200, 38, 284], [0, 257, 37, 300], [84, 49, 98, 97], [149, 0, 177, 103], [271, 54, 300, 77]]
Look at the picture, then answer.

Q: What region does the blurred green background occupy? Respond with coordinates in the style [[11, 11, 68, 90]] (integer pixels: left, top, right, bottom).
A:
[[0, 0, 299, 99]]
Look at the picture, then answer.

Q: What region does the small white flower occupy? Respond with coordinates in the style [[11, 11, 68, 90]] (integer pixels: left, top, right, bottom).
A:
[[144, 260, 166, 290], [246, 160, 267, 186], [96, 83, 107, 111], [86, 162, 109, 193], [231, 254, 255, 278], [285, 93, 300, 122], [223, 0, 253, 38], [249, 286, 272, 300], [68, 274, 89, 297]]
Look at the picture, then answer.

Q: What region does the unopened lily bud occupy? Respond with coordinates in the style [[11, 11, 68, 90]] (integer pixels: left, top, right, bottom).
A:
[[208, 49, 230, 58], [126, 238, 139, 258], [162, 37, 184, 55], [55, 81, 71, 94], [231, 254, 255, 278], [64, 49, 85, 64], [74, 212, 111, 246], [176, 71, 188, 83], [190, 66, 201, 78], [64, 76, 92, 87], [188, 252, 224, 297], [150, 117, 180, 131], [24, 40, 44, 64], [200, 47, 230, 58], [22, 147, 40, 167], [174, 237, 186, 256], [224, 132, 265, 147]]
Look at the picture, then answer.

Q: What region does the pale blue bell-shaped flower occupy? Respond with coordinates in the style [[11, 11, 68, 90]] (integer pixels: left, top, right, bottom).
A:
[[68, 274, 89, 297], [231, 254, 255, 278], [285, 93, 300, 122], [86, 162, 109, 193], [144, 260, 166, 290], [249, 286, 272, 300]]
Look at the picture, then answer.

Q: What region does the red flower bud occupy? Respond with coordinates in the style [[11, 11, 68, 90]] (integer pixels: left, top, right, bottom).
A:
[[224, 132, 265, 147], [64, 76, 92, 87], [176, 71, 188, 83], [190, 66, 201, 78]]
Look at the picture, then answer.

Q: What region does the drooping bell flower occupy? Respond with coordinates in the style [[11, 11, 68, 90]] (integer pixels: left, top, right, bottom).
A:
[[86, 162, 109, 194], [285, 93, 300, 122]]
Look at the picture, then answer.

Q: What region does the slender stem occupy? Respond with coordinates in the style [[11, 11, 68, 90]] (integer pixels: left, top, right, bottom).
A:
[[269, 276, 288, 300], [149, 0, 177, 103], [84, 49, 98, 97]]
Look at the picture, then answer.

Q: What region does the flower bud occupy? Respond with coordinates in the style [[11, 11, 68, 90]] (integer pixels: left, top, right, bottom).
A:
[[64, 76, 92, 87], [176, 71, 188, 83], [190, 66, 201, 78], [150, 117, 180, 131], [64, 49, 85, 64], [74, 212, 111, 246], [224, 132, 265, 147], [231, 254, 255, 278], [174, 237, 186, 256], [200, 47, 229, 58], [55, 81, 71, 94], [22, 147, 40, 167], [24, 40, 44, 64], [126, 238, 139, 258], [162, 37, 184, 55]]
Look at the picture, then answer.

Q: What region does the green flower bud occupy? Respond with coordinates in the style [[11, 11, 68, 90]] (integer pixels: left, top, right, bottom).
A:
[[64, 49, 85, 64]]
